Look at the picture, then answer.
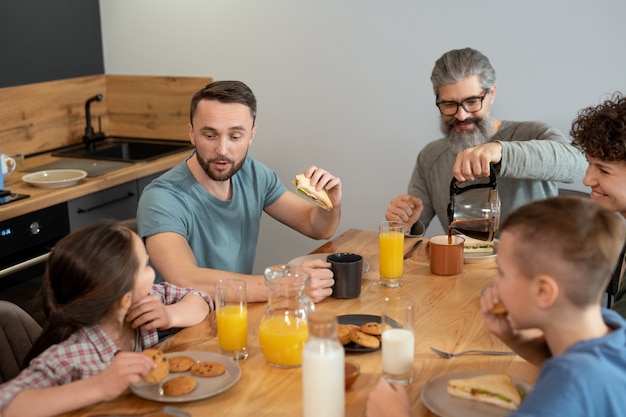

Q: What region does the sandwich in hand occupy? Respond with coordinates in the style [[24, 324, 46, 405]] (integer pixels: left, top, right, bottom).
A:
[[293, 173, 333, 211], [447, 373, 523, 410], [489, 301, 508, 315]]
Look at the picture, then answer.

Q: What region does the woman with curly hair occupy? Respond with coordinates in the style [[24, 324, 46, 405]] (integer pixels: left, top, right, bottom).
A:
[[571, 92, 626, 317]]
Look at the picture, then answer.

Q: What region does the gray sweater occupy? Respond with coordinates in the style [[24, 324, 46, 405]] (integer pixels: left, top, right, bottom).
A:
[[408, 120, 587, 233]]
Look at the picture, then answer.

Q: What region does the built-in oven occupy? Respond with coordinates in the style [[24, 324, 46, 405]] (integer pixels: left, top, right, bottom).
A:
[[0, 203, 70, 325]]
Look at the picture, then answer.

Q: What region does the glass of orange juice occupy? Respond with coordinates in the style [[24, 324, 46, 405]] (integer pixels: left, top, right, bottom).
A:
[[216, 279, 248, 361], [379, 220, 404, 287]]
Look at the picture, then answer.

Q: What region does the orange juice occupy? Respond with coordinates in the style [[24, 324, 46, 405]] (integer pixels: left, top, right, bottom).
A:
[[379, 230, 404, 278], [217, 305, 248, 351], [259, 315, 308, 367]]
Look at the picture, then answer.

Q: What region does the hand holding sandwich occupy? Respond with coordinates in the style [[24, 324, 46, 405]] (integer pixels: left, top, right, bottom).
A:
[[294, 166, 342, 211], [480, 284, 550, 367]]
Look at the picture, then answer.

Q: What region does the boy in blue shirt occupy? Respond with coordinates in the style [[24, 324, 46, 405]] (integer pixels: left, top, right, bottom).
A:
[[366, 196, 626, 417]]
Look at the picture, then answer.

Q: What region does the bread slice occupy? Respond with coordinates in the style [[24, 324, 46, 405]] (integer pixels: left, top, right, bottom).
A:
[[293, 173, 333, 211], [447, 373, 522, 410]]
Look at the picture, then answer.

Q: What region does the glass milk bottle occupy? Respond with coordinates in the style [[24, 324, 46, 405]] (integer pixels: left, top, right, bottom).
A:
[[302, 310, 345, 417], [260, 265, 314, 368]]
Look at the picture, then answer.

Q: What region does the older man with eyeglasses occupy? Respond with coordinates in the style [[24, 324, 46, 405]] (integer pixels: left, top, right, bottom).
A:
[[385, 47, 587, 236]]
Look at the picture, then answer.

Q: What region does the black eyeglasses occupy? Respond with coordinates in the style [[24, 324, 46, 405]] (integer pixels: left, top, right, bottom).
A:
[[436, 90, 489, 116]]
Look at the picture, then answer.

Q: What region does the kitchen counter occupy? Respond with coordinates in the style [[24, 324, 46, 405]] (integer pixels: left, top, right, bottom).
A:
[[0, 149, 192, 221]]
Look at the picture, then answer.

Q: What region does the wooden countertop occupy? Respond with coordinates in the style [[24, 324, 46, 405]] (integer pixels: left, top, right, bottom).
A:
[[0, 149, 192, 221], [58, 229, 539, 417]]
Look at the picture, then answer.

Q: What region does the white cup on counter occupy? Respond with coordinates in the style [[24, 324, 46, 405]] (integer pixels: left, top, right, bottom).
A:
[[1, 154, 16, 177], [1, 153, 16, 189]]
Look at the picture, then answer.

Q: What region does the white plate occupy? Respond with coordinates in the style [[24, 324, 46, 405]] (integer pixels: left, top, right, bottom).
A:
[[464, 239, 498, 264], [22, 169, 87, 188], [130, 351, 241, 403], [421, 370, 532, 417], [288, 253, 370, 272]]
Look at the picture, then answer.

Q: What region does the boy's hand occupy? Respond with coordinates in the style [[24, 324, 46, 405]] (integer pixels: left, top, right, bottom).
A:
[[480, 285, 515, 340], [127, 294, 172, 330]]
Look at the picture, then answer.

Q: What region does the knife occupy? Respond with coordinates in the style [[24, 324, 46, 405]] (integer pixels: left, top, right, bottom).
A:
[[403, 239, 423, 259], [89, 406, 191, 417]]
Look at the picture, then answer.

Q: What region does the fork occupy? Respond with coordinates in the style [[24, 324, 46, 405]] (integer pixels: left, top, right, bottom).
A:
[[429, 346, 516, 359]]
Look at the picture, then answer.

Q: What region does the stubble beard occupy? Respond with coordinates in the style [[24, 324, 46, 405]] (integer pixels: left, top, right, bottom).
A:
[[441, 114, 495, 154], [196, 150, 247, 182]]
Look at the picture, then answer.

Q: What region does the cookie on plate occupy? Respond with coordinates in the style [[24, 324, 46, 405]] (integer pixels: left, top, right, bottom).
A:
[[360, 322, 382, 336], [168, 355, 196, 373], [350, 330, 380, 349], [337, 324, 358, 345], [162, 375, 197, 396], [190, 361, 226, 377], [142, 349, 170, 384]]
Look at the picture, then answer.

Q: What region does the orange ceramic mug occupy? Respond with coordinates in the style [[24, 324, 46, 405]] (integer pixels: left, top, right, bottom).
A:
[[425, 235, 464, 276]]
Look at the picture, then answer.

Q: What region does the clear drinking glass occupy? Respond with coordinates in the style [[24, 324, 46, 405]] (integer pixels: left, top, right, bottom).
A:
[[216, 278, 248, 361], [379, 221, 404, 287], [381, 296, 415, 385]]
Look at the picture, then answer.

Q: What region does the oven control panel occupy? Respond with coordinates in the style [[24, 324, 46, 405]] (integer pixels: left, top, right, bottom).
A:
[[0, 203, 70, 269]]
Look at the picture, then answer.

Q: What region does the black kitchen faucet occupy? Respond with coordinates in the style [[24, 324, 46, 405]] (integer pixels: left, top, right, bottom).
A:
[[83, 93, 106, 151]]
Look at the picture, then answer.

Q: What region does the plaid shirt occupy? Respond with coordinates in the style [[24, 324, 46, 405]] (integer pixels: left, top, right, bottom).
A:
[[0, 282, 213, 410]]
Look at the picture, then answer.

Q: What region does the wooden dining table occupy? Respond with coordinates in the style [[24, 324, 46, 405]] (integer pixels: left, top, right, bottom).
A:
[[60, 229, 538, 417]]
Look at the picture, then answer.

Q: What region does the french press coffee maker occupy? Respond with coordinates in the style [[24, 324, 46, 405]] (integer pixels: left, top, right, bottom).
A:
[[447, 164, 501, 241]]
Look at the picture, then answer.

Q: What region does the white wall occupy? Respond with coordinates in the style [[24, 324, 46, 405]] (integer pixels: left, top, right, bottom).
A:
[[100, 0, 626, 273]]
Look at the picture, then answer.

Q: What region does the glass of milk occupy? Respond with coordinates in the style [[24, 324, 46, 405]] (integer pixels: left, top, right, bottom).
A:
[[381, 296, 415, 385]]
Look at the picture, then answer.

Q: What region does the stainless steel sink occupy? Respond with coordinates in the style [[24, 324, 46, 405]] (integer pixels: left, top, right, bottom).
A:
[[52, 137, 193, 162]]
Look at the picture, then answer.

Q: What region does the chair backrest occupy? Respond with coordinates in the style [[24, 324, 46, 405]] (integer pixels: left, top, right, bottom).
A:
[[0, 301, 42, 383]]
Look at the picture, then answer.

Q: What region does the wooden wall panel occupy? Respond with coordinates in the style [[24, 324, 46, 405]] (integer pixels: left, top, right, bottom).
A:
[[0, 75, 212, 158], [105, 75, 213, 141], [0, 76, 108, 156]]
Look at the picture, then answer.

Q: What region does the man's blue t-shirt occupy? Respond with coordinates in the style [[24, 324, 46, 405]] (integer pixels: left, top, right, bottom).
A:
[[137, 153, 286, 277]]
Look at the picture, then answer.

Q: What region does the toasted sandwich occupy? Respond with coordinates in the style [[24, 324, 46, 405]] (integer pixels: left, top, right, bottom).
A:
[[489, 301, 508, 315], [447, 373, 522, 410], [293, 173, 333, 211], [462, 236, 496, 254]]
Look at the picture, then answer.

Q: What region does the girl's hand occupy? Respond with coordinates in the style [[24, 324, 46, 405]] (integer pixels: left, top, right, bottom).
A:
[[93, 352, 155, 401], [127, 294, 171, 330]]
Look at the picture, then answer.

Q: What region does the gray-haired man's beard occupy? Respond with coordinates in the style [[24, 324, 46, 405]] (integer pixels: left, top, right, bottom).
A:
[[440, 116, 494, 153]]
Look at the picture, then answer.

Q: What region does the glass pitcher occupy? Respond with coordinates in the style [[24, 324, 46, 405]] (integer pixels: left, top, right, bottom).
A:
[[447, 164, 500, 241], [260, 265, 314, 368]]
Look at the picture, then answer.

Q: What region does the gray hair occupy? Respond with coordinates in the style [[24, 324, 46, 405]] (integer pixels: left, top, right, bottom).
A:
[[430, 48, 496, 96]]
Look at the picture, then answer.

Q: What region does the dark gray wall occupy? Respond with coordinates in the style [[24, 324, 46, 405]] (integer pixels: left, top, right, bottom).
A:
[[0, 0, 104, 88]]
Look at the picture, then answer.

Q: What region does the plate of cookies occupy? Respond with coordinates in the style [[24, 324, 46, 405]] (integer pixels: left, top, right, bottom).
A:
[[131, 350, 242, 402], [337, 314, 383, 352]]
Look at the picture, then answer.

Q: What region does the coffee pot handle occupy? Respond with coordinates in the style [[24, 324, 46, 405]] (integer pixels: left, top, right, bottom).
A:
[[449, 163, 497, 196]]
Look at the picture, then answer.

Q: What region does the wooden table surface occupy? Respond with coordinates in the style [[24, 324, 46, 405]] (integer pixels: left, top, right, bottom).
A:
[[60, 229, 538, 417]]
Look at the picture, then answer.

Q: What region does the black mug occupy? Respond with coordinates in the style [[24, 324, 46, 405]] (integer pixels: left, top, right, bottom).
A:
[[327, 253, 363, 298]]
